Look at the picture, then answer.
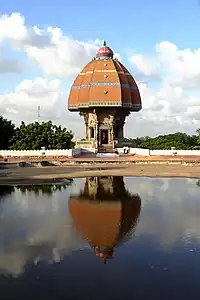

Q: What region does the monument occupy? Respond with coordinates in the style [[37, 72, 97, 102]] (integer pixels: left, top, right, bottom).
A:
[[68, 41, 142, 153]]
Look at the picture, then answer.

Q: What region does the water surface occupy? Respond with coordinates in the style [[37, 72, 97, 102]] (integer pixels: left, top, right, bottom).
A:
[[0, 176, 200, 299]]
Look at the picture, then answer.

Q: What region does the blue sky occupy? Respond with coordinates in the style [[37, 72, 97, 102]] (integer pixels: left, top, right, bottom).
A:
[[1, 0, 200, 51], [1, 0, 200, 137], [1, 0, 200, 89]]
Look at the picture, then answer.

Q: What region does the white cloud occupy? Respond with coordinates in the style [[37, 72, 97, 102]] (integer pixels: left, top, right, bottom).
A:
[[127, 39, 200, 136], [0, 76, 83, 137], [126, 41, 200, 136], [0, 13, 99, 77], [130, 41, 200, 90], [0, 177, 200, 276], [125, 177, 200, 247], [130, 54, 160, 77], [0, 77, 62, 117], [125, 81, 200, 137], [0, 13, 121, 77], [1, 12, 200, 137], [0, 181, 87, 276]]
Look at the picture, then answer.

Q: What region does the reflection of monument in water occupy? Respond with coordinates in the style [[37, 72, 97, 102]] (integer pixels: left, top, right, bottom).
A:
[[68, 176, 141, 263]]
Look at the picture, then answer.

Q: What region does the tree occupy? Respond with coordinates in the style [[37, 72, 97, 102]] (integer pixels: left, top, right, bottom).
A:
[[0, 115, 15, 150], [196, 128, 200, 146], [10, 121, 75, 150], [125, 132, 199, 150]]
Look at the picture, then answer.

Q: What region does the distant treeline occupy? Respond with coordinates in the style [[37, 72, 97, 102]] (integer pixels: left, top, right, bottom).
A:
[[0, 115, 74, 150], [117, 132, 200, 150], [1, 115, 200, 150]]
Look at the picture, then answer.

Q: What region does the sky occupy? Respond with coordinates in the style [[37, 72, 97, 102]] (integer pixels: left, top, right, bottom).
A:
[[1, 0, 200, 138]]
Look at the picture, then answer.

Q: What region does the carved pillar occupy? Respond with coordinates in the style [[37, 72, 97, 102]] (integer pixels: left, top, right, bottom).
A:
[[95, 120, 99, 149], [110, 121, 116, 149], [80, 112, 89, 140], [107, 115, 113, 146], [85, 122, 89, 140], [118, 121, 125, 139], [108, 123, 112, 146]]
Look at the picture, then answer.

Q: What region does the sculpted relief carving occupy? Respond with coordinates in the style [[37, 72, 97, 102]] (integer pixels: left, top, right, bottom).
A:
[[89, 112, 97, 126], [103, 117, 110, 125], [102, 115, 115, 127]]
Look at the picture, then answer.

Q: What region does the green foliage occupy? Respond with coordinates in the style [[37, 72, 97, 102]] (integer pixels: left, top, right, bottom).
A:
[[0, 116, 15, 150], [10, 121, 75, 150], [2, 114, 200, 151], [196, 180, 200, 187], [125, 132, 199, 150]]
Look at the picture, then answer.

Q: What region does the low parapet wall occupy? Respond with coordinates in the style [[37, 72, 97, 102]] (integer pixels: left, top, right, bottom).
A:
[[118, 148, 200, 156], [0, 149, 79, 157], [117, 148, 150, 156], [1, 148, 200, 158], [150, 149, 200, 156], [0, 148, 96, 158]]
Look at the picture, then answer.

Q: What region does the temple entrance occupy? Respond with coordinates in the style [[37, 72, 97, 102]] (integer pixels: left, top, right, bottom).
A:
[[100, 129, 108, 145], [99, 129, 113, 153]]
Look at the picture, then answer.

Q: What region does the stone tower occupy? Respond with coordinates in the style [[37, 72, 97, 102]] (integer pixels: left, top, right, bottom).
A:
[[68, 41, 142, 152]]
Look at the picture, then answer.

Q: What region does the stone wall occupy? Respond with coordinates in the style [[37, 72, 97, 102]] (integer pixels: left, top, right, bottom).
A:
[[118, 148, 200, 156], [117, 148, 150, 155], [150, 149, 200, 156], [0, 149, 81, 157], [1, 148, 200, 157]]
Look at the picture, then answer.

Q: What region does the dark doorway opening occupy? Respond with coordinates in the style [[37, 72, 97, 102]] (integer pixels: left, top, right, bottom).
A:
[[115, 125, 119, 138], [101, 129, 108, 144], [90, 127, 94, 138]]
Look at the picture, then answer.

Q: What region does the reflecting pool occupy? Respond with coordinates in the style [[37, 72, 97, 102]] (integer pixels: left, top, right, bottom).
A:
[[0, 176, 200, 299]]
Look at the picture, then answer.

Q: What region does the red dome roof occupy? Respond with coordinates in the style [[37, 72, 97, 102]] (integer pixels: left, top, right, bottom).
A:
[[96, 41, 114, 58], [68, 41, 142, 112]]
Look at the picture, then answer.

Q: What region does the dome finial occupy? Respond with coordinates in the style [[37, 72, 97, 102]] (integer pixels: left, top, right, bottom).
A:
[[95, 41, 114, 59]]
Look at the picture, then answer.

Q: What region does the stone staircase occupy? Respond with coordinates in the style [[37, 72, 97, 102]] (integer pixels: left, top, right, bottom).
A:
[[98, 145, 115, 153]]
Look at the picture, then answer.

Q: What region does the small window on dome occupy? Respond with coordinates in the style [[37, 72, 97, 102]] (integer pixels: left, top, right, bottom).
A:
[[104, 74, 108, 78], [104, 90, 108, 94], [104, 63, 107, 66]]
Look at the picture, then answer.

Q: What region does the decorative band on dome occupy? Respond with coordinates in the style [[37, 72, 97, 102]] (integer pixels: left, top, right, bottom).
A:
[[68, 102, 142, 109], [71, 82, 138, 90]]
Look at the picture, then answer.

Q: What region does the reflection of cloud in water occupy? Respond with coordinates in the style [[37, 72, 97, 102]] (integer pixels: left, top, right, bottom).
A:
[[125, 177, 200, 247], [0, 177, 200, 276], [0, 184, 87, 276]]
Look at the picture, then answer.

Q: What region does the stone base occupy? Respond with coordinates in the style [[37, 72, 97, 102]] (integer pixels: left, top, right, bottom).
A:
[[75, 140, 94, 148], [96, 152, 119, 158]]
